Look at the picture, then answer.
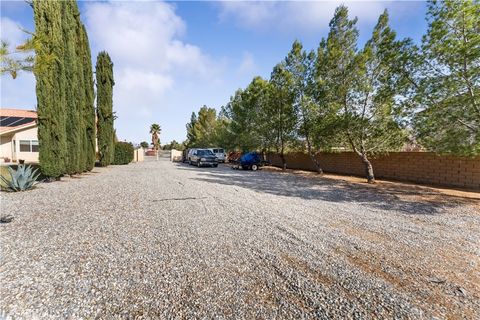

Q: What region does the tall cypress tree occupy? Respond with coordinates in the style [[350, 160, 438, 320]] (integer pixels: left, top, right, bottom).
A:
[[62, 0, 82, 174], [74, 20, 87, 172], [81, 25, 96, 171], [33, 0, 67, 178], [96, 51, 115, 167]]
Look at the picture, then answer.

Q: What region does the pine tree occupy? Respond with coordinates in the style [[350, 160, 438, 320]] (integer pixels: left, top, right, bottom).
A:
[[96, 51, 115, 167], [284, 41, 329, 173], [412, 0, 480, 155], [33, 0, 67, 178], [343, 10, 408, 183], [269, 63, 297, 170], [193, 106, 217, 147], [227, 78, 270, 152], [185, 112, 198, 147]]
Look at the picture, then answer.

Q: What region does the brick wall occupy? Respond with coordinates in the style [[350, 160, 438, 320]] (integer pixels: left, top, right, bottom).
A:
[[267, 152, 480, 190]]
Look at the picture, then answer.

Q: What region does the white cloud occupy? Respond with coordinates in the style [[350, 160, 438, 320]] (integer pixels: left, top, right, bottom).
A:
[[84, 1, 225, 143], [217, 1, 393, 33], [237, 51, 256, 75], [1, 16, 26, 47]]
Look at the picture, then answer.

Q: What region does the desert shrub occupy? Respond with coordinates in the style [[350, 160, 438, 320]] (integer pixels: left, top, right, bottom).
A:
[[0, 164, 41, 192], [113, 142, 134, 165]]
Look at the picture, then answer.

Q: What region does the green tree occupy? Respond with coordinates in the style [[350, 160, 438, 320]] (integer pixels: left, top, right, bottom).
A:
[[63, 0, 82, 174], [341, 10, 408, 183], [140, 141, 149, 149], [213, 106, 233, 150], [150, 123, 161, 158], [33, 0, 67, 178], [0, 40, 34, 79], [412, 0, 480, 155], [227, 78, 271, 152], [268, 63, 297, 170], [80, 25, 96, 171], [162, 140, 184, 151], [185, 112, 198, 147], [186, 106, 217, 147], [96, 51, 115, 167], [285, 40, 332, 173]]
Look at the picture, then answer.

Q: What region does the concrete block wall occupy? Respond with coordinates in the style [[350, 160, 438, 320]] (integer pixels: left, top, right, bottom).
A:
[[267, 152, 480, 190]]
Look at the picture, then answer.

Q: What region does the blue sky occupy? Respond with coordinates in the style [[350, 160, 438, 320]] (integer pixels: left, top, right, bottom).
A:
[[1, 1, 428, 144]]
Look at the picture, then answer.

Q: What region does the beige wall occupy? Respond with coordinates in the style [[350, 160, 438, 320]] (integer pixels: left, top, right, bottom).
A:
[[0, 126, 39, 163], [171, 149, 183, 162], [13, 126, 39, 163], [0, 134, 14, 161], [133, 148, 144, 162]]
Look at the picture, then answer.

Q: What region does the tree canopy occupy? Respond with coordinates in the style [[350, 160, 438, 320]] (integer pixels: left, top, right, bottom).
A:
[[184, 1, 479, 181]]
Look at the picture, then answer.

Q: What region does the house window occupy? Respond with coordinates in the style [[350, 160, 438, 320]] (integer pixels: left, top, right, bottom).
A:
[[31, 140, 39, 152], [20, 140, 31, 152], [18, 140, 39, 152]]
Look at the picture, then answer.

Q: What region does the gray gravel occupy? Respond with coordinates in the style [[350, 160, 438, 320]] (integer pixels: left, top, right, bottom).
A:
[[1, 155, 479, 319]]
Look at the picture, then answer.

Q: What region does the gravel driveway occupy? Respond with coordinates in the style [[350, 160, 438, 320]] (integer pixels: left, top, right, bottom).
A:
[[1, 156, 479, 319]]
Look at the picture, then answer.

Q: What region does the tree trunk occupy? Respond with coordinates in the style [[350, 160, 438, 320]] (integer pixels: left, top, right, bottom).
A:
[[306, 135, 323, 174], [360, 153, 375, 183], [280, 146, 286, 171]]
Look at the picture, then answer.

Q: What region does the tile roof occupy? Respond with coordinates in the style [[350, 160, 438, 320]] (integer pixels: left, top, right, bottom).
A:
[[0, 108, 37, 118]]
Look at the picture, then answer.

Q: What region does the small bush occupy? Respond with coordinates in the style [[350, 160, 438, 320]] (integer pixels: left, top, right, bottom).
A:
[[113, 142, 134, 165]]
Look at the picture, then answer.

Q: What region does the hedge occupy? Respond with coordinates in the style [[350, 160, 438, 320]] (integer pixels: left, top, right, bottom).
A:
[[113, 142, 134, 165]]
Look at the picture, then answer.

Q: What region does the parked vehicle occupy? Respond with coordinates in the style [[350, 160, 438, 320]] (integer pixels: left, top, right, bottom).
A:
[[186, 148, 197, 163], [232, 152, 268, 171], [188, 149, 218, 167], [209, 148, 226, 162], [182, 149, 190, 163]]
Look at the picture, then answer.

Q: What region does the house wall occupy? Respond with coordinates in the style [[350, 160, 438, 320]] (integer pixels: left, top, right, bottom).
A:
[[267, 152, 480, 190], [12, 126, 39, 163], [0, 134, 13, 161]]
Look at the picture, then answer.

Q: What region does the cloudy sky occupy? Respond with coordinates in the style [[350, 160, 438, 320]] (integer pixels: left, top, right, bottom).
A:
[[1, 0, 427, 144]]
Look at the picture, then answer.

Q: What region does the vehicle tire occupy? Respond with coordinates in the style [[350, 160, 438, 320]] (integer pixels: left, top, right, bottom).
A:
[[214, 164, 218, 168], [197, 161, 201, 168], [251, 164, 258, 171]]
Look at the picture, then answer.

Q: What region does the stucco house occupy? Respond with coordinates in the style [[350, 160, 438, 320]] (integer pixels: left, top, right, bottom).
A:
[[0, 108, 39, 163]]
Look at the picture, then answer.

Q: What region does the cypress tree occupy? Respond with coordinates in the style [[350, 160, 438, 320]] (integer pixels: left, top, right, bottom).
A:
[[81, 25, 96, 171], [96, 51, 115, 167], [33, 0, 67, 178], [74, 21, 87, 172], [63, 0, 82, 174]]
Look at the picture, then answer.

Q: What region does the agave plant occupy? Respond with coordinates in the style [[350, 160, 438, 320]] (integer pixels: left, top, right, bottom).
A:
[[0, 164, 40, 192]]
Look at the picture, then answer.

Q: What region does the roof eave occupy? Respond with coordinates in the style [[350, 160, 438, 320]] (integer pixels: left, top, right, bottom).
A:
[[0, 122, 37, 136]]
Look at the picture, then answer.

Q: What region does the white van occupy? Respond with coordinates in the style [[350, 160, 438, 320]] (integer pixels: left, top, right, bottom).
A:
[[209, 148, 226, 162]]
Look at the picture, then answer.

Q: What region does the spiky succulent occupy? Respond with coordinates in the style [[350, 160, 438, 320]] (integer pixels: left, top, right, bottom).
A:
[[0, 164, 40, 192]]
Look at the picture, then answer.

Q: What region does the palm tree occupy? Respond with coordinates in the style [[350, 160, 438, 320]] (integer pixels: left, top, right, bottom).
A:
[[150, 123, 161, 160]]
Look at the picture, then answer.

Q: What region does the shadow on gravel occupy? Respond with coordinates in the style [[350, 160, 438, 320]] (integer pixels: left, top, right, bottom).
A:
[[176, 163, 466, 215]]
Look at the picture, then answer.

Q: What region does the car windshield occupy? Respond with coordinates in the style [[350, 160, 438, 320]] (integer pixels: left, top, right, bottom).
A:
[[198, 150, 213, 156]]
